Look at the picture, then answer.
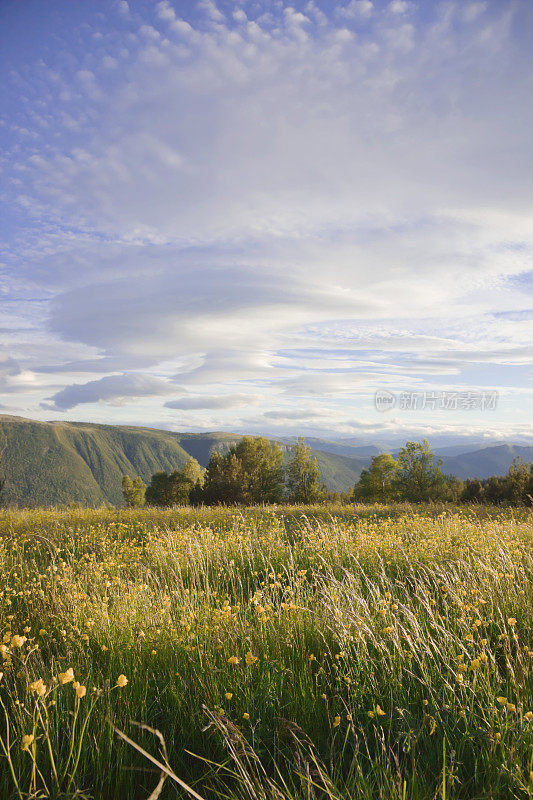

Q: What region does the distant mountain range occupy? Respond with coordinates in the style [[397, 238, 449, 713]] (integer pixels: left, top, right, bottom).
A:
[[438, 445, 533, 480], [0, 414, 531, 507]]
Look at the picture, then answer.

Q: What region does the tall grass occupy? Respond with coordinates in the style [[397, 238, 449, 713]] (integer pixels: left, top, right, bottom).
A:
[[0, 504, 532, 798]]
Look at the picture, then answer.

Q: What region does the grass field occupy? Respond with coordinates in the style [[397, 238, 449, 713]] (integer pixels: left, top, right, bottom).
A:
[[0, 504, 532, 799]]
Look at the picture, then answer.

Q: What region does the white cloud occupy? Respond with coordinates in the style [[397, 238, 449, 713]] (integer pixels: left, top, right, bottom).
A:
[[0, 354, 21, 383], [102, 55, 119, 69], [388, 1, 410, 14], [338, 0, 373, 20], [156, 1, 176, 22], [197, 0, 224, 23], [165, 394, 260, 410], [42, 373, 175, 411], [263, 408, 329, 420]]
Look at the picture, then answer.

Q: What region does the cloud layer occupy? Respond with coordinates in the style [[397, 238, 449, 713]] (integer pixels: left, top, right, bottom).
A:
[[43, 373, 177, 411], [1, 0, 532, 441]]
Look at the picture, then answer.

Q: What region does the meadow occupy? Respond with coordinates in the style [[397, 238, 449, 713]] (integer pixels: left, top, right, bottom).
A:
[[0, 504, 532, 799]]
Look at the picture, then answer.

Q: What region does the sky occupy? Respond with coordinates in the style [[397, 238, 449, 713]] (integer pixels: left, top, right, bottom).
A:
[[1, 0, 532, 446]]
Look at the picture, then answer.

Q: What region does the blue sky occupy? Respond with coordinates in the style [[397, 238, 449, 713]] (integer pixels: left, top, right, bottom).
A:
[[1, 0, 532, 444]]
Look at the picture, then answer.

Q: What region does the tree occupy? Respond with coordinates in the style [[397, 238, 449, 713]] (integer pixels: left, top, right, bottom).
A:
[[441, 474, 464, 502], [201, 452, 245, 505], [527, 463, 533, 505], [394, 440, 444, 502], [181, 457, 204, 489], [286, 438, 324, 503], [483, 474, 508, 504], [201, 437, 284, 505], [461, 478, 484, 503], [121, 475, 146, 507], [235, 436, 284, 504], [460, 461, 533, 506], [353, 453, 398, 502], [145, 459, 205, 507], [175, 458, 204, 505], [505, 457, 529, 504], [145, 471, 175, 506]]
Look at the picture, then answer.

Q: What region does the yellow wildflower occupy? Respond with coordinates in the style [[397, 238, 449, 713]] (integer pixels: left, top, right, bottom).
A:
[[376, 705, 385, 716], [76, 684, 86, 698], [29, 678, 47, 697], [21, 734, 34, 751], [58, 668, 74, 685], [333, 715, 341, 727], [245, 651, 258, 666], [116, 674, 128, 687], [227, 656, 240, 665]]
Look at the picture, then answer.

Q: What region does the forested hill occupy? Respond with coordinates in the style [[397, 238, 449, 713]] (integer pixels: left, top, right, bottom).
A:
[[0, 415, 369, 507]]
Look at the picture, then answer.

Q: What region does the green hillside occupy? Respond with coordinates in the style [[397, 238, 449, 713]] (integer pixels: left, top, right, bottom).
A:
[[0, 415, 367, 507], [309, 450, 368, 493], [0, 416, 191, 507]]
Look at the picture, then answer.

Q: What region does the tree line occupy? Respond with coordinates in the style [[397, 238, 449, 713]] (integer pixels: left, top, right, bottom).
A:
[[121, 436, 533, 508], [353, 440, 533, 505], [122, 436, 325, 507]]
